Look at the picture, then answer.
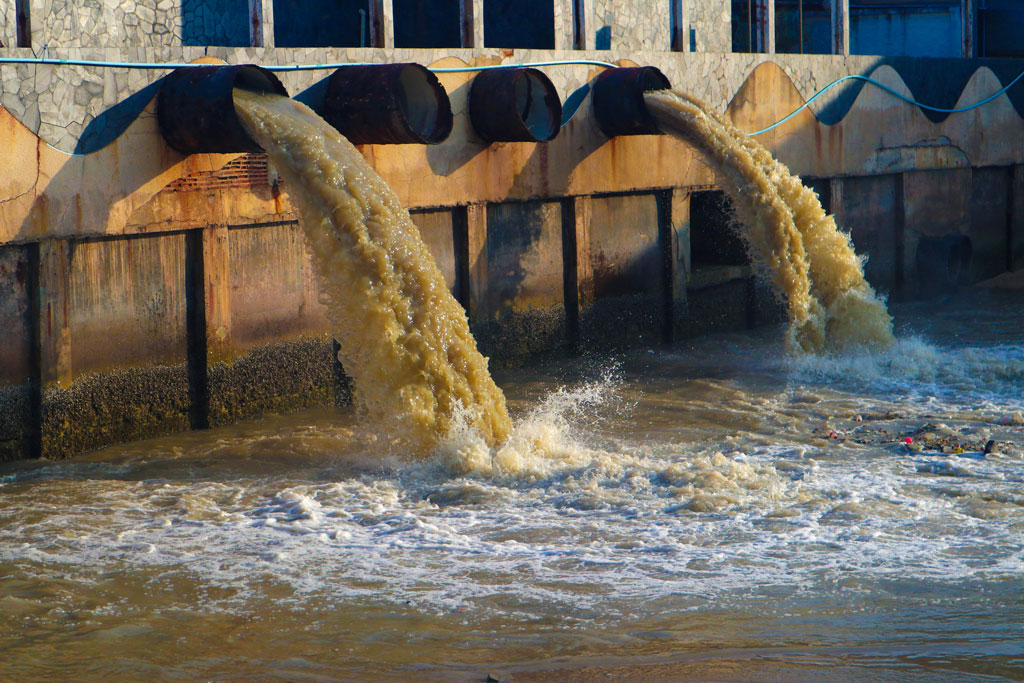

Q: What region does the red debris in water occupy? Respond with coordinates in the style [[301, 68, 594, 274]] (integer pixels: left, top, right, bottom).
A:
[[904, 437, 914, 444]]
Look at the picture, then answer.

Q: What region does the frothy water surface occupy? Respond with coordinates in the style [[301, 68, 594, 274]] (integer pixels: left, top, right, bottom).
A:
[[2, 290, 1022, 680]]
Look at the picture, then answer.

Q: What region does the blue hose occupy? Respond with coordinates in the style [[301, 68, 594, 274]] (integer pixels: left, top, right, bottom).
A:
[[748, 70, 1024, 136]]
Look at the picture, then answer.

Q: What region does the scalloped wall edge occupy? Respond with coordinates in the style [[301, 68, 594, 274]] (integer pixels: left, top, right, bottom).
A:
[[1, 52, 1024, 245]]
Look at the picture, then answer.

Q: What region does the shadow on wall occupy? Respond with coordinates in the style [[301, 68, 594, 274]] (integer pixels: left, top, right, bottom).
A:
[[75, 81, 163, 155], [812, 57, 1024, 125]]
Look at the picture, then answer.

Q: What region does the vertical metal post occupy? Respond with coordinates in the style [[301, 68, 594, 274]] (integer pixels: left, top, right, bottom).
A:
[[573, 0, 586, 50], [961, 0, 975, 58], [670, 0, 686, 52], [832, 0, 850, 55], [368, 0, 392, 48], [15, 0, 31, 48], [460, 0, 484, 48], [757, 0, 775, 53], [248, 0, 263, 47]]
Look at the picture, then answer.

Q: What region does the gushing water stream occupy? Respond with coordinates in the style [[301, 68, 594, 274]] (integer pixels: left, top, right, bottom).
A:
[[645, 89, 895, 353], [233, 89, 511, 451]]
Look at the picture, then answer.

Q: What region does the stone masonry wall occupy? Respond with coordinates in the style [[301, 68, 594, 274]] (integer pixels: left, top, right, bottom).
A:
[[687, 0, 731, 53], [1, 3, 14, 47], [591, 0, 670, 51], [24, 0, 249, 49]]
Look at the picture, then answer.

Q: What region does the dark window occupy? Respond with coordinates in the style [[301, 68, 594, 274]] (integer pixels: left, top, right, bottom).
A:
[[980, 0, 1024, 57], [483, 0, 554, 49], [181, 0, 250, 46], [775, 0, 832, 54], [273, 0, 370, 47], [850, 0, 961, 57], [394, 0, 462, 48], [732, 0, 755, 52]]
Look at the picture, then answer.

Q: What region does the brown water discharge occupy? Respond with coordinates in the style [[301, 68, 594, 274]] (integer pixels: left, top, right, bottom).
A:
[[645, 89, 895, 354], [233, 89, 510, 451]]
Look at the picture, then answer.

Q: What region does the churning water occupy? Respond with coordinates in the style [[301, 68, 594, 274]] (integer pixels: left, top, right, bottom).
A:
[[2, 291, 1022, 680], [2, 89, 1022, 680]]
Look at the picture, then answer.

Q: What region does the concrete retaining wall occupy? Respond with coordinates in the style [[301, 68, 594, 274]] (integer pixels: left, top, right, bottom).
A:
[[1, 46, 1023, 460]]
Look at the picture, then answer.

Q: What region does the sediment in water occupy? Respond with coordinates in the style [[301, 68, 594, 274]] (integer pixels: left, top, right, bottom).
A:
[[233, 89, 511, 451], [645, 89, 895, 354]]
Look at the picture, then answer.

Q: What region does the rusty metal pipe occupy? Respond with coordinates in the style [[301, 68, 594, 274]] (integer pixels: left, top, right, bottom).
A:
[[591, 66, 671, 138], [316, 63, 453, 145], [468, 67, 562, 143], [157, 64, 289, 154]]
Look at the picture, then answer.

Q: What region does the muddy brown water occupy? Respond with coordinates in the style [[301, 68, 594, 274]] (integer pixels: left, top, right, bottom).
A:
[[2, 290, 1022, 681]]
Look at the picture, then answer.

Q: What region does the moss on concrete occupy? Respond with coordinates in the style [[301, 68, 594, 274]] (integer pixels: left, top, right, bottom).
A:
[[578, 293, 664, 353], [40, 365, 191, 460], [0, 384, 33, 462], [207, 336, 349, 428], [473, 307, 568, 366]]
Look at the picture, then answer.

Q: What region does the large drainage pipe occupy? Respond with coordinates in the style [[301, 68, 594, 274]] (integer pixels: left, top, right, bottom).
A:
[[591, 66, 671, 138], [316, 63, 453, 145], [468, 67, 562, 143], [157, 64, 289, 154]]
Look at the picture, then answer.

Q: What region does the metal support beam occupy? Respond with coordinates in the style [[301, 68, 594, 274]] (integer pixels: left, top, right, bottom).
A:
[[757, 0, 776, 53], [961, 0, 975, 58], [832, 0, 850, 55]]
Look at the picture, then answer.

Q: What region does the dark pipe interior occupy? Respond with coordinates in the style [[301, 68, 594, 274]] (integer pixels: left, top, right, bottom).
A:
[[319, 63, 453, 145], [591, 66, 671, 138], [157, 64, 289, 155], [468, 67, 562, 143]]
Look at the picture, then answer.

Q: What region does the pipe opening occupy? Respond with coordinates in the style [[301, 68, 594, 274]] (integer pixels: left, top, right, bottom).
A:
[[234, 64, 286, 96], [320, 63, 453, 145], [468, 67, 562, 143], [157, 64, 289, 155], [591, 65, 671, 138]]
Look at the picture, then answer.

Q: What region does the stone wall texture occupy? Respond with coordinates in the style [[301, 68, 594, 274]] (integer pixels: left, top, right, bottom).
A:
[[592, 0, 670, 52], [25, 0, 249, 48], [0, 3, 15, 47], [7, 0, 740, 53], [687, 0, 731, 53]]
